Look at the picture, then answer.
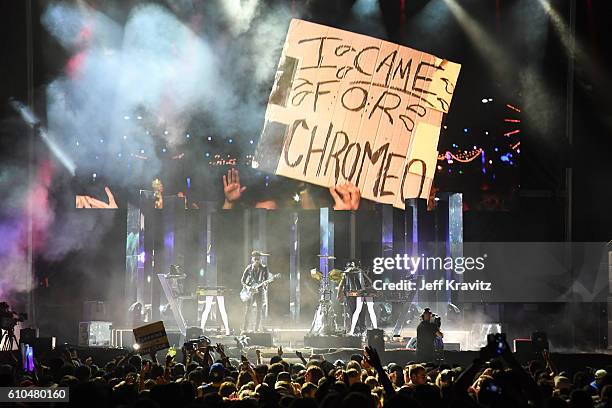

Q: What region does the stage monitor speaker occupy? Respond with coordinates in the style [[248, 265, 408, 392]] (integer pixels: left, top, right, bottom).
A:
[[186, 326, 203, 341], [367, 329, 385, 351], [304, 335, 362, 349], [443, 342, 461, 351], [531, 332, 549, 352], [244, 332, 273, 347]]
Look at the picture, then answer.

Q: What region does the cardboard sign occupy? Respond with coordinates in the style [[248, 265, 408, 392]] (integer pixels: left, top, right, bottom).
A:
[[254, 19, 461, 208], [132, 321, 170, 355]]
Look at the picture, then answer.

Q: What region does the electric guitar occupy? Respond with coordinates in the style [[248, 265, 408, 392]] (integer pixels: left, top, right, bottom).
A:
[[240, 273, 280, 303]]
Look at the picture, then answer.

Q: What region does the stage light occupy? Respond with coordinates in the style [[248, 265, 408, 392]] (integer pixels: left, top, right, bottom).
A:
[[133, 343, 140, 351], [186, 134, 190, 139], [9, 99, 76, 175], [162, 148, 167, 153], [464, 128, 468, 133], [228, 138, 233, 143], [92, 173, 97, 179], [249, 140, 254, 144], [140, 149, 145, 154], [75, 141, 79, 146], [293, 193, 300, 202], [207, 136, 212, 141], [205, 152, 210, 157], [164, 130, 169, 135]]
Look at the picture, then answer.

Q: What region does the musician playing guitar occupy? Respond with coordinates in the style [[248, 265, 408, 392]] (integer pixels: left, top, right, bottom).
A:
[[241, 251, 275, 333]]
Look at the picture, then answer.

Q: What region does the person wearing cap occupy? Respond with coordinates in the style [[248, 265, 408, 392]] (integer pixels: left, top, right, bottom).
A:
[[416, 308, 444, 363], [586, 369, 608, 396], [241, 251, 274, 332]]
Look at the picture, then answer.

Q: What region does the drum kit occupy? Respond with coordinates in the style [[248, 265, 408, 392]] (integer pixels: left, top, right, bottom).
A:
[[309, 255, 375, 336]]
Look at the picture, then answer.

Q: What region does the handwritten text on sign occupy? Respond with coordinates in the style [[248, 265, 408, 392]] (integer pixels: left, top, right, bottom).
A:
[[254, 19, 461, 208]]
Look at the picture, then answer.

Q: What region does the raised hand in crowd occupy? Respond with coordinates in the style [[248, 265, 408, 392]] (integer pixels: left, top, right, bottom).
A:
[[295, 349, 307, 365], [365, 345, 396, 397]]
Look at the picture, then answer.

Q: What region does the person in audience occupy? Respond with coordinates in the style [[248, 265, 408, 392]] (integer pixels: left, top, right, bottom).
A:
[[6, 335, 612, 408]]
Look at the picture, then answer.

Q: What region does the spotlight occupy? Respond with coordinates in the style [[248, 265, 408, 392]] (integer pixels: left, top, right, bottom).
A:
[[133, 343, 140, 351]]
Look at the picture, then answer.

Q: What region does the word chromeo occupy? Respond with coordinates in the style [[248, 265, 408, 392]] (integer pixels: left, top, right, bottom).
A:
[[282, 119, 429, 199]]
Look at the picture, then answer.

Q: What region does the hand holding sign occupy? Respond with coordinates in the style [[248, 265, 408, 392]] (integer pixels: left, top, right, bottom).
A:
[[255, 19, 461, 209], [329, 182, 361, 210]]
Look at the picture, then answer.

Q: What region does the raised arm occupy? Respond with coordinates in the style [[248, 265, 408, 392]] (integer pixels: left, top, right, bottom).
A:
[[364, 346, 396, 397]]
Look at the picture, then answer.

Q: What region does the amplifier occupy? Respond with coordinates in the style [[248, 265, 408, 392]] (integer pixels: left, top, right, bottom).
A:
[[78, 321, 112, 347], [83, 301, 108, 321]]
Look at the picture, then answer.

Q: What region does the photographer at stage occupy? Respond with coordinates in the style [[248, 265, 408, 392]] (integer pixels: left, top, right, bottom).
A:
[[416, 307, 444, 363]]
